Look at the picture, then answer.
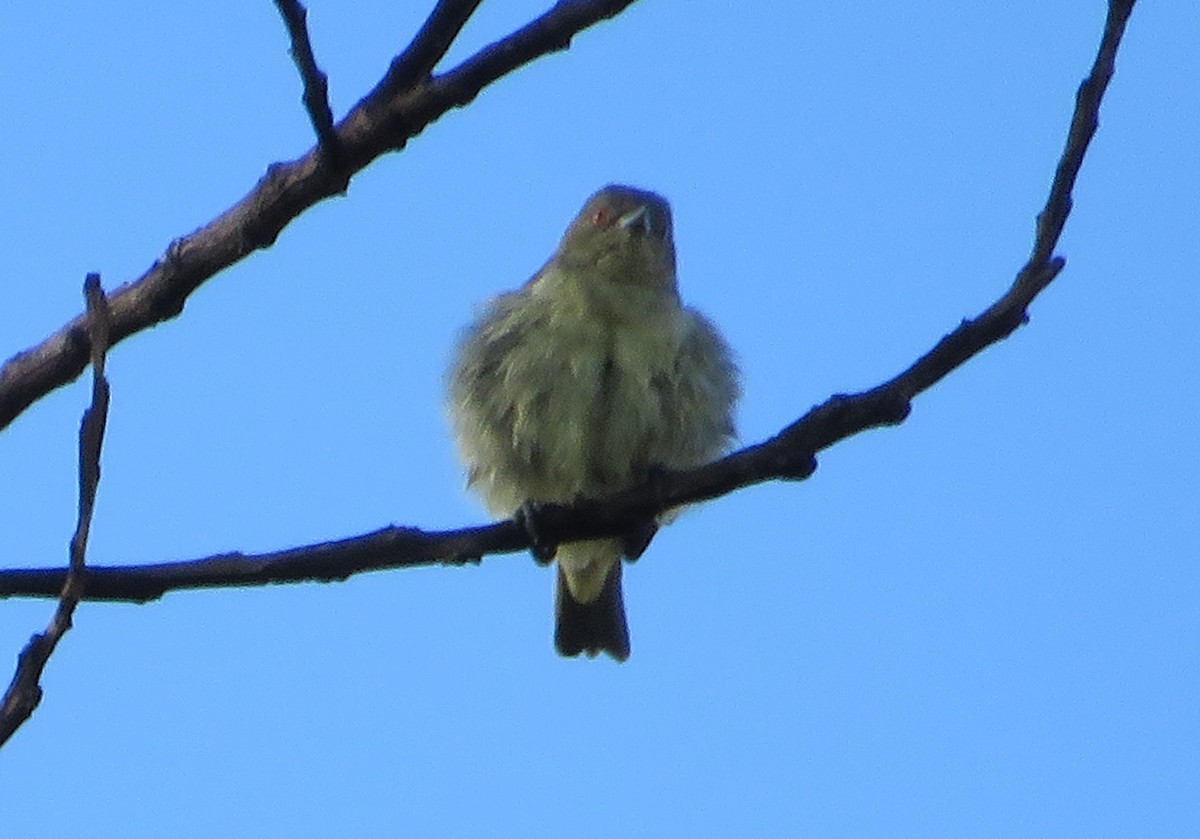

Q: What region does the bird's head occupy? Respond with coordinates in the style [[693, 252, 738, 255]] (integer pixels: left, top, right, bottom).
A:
[[554, 184, 677, 295]]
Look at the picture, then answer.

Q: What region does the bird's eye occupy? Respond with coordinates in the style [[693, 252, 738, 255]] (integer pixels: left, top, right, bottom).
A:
[[592, 208, 609, 227]]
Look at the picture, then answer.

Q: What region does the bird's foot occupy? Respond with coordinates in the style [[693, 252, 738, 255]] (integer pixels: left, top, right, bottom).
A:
[[517, 500, 557, 565], [621, 464, 669, 561], [620, 519, 658, 562]]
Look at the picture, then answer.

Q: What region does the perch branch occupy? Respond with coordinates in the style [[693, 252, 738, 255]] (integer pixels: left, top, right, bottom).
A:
[[0, 0, 1137, 604], [0, 0, 1136, 605]]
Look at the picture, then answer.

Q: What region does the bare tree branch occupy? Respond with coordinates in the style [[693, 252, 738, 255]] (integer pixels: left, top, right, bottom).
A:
[[273, 0, 340, 161], [0, 276, 112, 746], [0, 0, 1138, 606], [1033, 0, 1134, 267], [383, 0, 485, 88], [0, 0, 640, 433]]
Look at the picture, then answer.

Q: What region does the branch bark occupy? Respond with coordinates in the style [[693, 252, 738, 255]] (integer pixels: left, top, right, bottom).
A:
[[0, 0, 1138, 605]]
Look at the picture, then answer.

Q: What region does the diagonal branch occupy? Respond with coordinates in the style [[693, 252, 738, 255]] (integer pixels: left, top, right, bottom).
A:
[[0, 0, 640, 433], [382, 0, 485, 90], [0, 0, 1138, 606], [0, 275, 112, 746]]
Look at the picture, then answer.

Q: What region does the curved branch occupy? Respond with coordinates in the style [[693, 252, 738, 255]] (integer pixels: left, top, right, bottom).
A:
[[0, 0, 639, 433], [0, 0, 1135, 604]]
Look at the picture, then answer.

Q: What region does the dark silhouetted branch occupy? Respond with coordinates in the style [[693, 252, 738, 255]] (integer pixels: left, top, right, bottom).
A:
[[273, 0, 341, 162], [382, 0, 485, 89], [0, 0, 1138, 606]]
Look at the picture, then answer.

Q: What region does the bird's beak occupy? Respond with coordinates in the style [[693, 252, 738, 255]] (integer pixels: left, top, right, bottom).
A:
[[617, 204, 650, 233]]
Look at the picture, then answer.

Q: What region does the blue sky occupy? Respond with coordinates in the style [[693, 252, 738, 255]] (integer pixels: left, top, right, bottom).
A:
[[1, 1, 1197, 836]]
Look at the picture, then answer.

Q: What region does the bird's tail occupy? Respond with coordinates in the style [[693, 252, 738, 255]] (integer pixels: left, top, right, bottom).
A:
[[554, 558, 630, 662]]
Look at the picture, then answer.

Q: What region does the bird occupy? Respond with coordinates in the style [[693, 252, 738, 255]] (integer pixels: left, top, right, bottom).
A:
[[447, 184, 738, 661]]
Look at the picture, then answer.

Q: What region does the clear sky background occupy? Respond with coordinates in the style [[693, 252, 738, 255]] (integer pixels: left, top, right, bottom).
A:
[[1, 1, 1197, 836]]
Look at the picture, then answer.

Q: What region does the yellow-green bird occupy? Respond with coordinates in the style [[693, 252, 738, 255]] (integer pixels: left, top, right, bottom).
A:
[[448, 185, 739, 660]]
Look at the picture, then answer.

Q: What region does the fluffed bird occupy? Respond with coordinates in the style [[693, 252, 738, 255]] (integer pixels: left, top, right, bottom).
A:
[[447, 184, 739, 660]]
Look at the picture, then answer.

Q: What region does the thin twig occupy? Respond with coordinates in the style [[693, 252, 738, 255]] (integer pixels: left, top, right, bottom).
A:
[[382, 0, 485, 90], [273, 0, 341, 162], [0, 275, 112, 746], [0, 0, 641, 432]]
